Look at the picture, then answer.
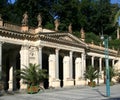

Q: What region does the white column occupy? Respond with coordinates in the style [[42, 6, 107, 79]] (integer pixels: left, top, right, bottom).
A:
[[49, 54, 61, 87], [84, 53, 86, 72], [0, 42, 2, 80], [20, 45, 29, 90], [75, 58, 82, 80], [63, 56, 70, 80], [38, 46, 42, 69], [99, 58, 102, 73], [112, 59, 115, 67], [49, 54, 56, 79], [8, 66, 13, 91], [91, 56, 94, 67], [69, 51, 73, 79], [81, 53, 85, 78], [55, 49, 59, 79]]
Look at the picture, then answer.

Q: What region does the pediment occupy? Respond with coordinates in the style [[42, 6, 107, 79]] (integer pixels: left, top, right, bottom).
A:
[[59, 36, 74, 42], [40, 32, 88, 48]]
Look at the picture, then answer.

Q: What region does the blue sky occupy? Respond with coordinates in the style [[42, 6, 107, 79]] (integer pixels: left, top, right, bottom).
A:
[[9, 0, 15, 4], [111, 0, 120, 4]]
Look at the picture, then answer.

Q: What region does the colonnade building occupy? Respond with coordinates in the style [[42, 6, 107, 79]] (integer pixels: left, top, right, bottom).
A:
[[0, 16, 120, 91]]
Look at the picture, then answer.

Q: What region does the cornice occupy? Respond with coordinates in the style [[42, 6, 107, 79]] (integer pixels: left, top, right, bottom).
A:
[[88, 44, 117, 56]]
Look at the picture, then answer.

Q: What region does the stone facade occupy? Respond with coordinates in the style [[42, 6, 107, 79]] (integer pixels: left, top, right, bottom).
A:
[[0, 18, 119, 91]]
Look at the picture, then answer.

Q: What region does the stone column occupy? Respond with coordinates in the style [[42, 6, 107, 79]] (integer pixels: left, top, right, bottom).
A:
[[63, 56, 74, 87], [20, 45, 29, 90], [63, 56, 70, 80], [69, 51, 73, 79], [38, 46, 42, 69], [49, 54, 59, 87], [99, 58, 102, 73], [91, 56, 94, 67], [81, 53, 85, 78], [8, 67, 13, 91], [49, 54, 56, 79], [55, 49, 59, 79], [84, 53, 86, 72], [75, 58, 83, 85], [0, 42, 2, 80], [112, 59, 115, 67]]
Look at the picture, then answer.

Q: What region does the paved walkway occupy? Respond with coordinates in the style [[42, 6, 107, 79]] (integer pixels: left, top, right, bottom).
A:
[[1, 84, 120, 100]]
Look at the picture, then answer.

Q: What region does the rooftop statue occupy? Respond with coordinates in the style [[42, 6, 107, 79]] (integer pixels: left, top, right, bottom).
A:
[[22, 11, 28, 25], [54, 19, 60, 31], [37, 13, 42, 27], [80, 27, 85, 40], [68, 23, 72, 33]]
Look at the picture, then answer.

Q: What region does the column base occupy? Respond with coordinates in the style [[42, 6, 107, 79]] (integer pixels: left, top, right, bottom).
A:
[[63, 78, 74, 87], [8, 81, 13, 91], [49, 78, 60, 88]]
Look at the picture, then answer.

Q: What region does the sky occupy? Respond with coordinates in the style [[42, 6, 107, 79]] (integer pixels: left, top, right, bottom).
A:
[[111, 0, 120, 4]]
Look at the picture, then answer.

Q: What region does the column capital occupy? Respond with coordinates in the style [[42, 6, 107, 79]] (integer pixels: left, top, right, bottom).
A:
[[55, 48, 60, 52], [21, 45, 29, 50], [36, 45, 43, 50], [69, 51, 73, 55], [99, 57, 102, 59]]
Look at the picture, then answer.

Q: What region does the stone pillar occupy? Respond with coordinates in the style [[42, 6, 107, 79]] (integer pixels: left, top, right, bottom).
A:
[[112, 59, 115, 67], [84, 53, 86, 72], [99, 57, 104, 83], [49, 54, 56, 80], [69, 51, 73, 79], [8, 67, 13, 91], [99, 58, 102, 73], [49, 54, 60, 88], [49, 51, 60, 87], [0, 42, 2, 80], [20, 45, 29, 90], [75, 58, 83, 85], [81, 53, 85, 78], [63, 56, 74, 87], [91, 56, 94, 67], [55, 49, 59, 79], [38, 46, 42, 69]]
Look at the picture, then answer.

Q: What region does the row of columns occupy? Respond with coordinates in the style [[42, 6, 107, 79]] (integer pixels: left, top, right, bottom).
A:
[[48, 49, 86, 87], [90, 56, 115, 71], [0, 43, 117, 90]]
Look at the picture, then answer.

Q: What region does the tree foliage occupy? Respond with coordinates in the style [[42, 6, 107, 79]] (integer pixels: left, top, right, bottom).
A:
[[0, 0, 120, 48], [17, 63, 48, 85], [84, 65, 99, 82]]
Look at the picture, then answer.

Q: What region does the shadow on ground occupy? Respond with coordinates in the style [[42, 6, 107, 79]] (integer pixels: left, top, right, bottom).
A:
[[93, 88, 120, 100], [103, 97, 120, 100]]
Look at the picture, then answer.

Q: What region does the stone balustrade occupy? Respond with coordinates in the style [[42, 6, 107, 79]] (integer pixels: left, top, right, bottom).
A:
[[88, 43, 117, 54], [3, 22, 21, 32]]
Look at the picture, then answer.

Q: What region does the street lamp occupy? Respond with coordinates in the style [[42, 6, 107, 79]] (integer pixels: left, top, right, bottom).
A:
[[101, 35, 110, 97]]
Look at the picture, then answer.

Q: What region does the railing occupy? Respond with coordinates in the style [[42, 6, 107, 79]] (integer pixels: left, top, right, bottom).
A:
[[3, 21, 21, 32], [2, 21, 35, 34], [88, 43, 117, 53]]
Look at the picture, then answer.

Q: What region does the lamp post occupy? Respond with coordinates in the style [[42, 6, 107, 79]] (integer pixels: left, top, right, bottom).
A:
[[101, 36, 110, 97]]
